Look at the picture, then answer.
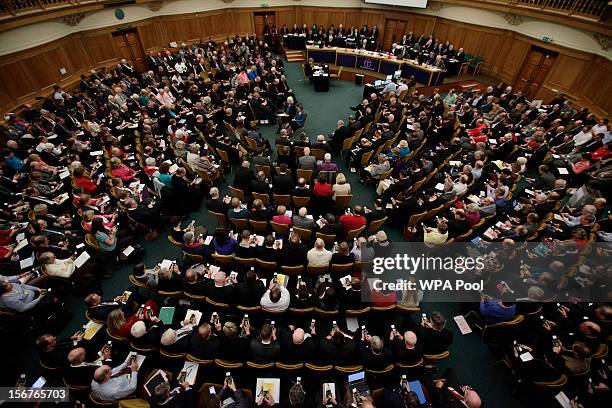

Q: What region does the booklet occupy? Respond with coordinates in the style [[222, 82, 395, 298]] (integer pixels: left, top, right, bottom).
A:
[[83, 320, 103, 340], [256, 378, 280, 403], [180, 361, 199, 385], [453, 315, 473, 335], [144, 369, 168, 397], [159, 307, 175, 324], [185, 309, 202, 325]]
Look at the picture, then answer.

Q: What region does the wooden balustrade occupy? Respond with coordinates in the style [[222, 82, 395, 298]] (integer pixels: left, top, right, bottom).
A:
[[514, 0, 608, 19]]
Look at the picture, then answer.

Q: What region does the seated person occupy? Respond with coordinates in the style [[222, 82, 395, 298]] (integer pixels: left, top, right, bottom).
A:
[[250, 323, 280, 363], [416, 311, 453, 355], [91, 354, 139, 401], [260, 279, 290, 312]]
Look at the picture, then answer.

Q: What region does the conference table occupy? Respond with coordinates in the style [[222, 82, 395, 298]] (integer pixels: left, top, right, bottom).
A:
[[305, 46, 446, 86]]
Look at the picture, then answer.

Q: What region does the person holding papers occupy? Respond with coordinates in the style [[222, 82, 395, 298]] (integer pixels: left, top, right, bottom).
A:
[[91, 353, 139, 401], [0, 279, 50, 312]]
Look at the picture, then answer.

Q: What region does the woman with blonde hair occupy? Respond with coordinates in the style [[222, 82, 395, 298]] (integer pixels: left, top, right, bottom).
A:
[[332, 173, 351, 200]]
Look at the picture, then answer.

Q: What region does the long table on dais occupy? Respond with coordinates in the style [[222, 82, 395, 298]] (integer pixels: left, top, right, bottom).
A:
[[306, 46, 446, 86]]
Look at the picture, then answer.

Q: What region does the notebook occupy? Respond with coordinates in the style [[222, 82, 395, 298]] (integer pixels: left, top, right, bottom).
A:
[[74, 251, 91, 268], [181, 361, 199, 385]]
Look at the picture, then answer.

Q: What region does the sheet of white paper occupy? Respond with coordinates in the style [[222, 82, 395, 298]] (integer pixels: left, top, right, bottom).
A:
[[74, 251, 91, 268]]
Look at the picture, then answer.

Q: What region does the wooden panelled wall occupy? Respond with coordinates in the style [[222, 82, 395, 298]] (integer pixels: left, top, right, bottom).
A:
[[0, 6, 609, 116]]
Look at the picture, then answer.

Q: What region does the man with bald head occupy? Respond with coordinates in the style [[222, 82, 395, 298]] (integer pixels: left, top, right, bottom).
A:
[[307, 238, 332, 266], [65, 346, 112, 387], [91, 353, 139, 401], [205, 271, 234, 304], [388, 330, 423, 367], [430, 368, 482, 408], [279, 325, 318, 363]]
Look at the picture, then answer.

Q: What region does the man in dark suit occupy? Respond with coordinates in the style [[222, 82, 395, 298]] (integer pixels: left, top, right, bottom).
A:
[[415, 311, 453, 355], [205, 272, 234, 304], [279, 326, 318, 363], [359, 334, 393, 370], [272, 163, 294, 195], [330, 119, 353, 155], [150, 381, 197, 408], [189, 322, 221, 359], [206, 187, 230, 215], [233, 160, 255, 193], [250, 171, 272, 195]]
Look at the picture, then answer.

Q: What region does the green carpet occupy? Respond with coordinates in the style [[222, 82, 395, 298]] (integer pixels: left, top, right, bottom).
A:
[[14, 62, 522, 407]]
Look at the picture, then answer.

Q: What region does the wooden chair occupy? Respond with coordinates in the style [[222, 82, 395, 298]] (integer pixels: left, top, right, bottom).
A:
[[236, 304, 261, 314], [270, 221, 289, 236], [249, 219, 269, 234], [211, 253, 234, 267], [330, 263, 354, 275], [311, 148, 326, 161], [406, 211, 428, 228], [167, 235, 182, 248], [346, 225, 365, 241], [214, 359, 244, 369], [296, 169, 313, 183], [481, 314, 525, 343], [424, 350, 450, 361], [316, 232, 336, 247], [106, 327, 129, 344], [341, 135, 357, 158], [206, 297, 231, 311], [345, 306, 371, 317], [395, 358, 424, 370], [186, 354, 214, 365], [281, 264, 304, 276], [367, 217, 388, 233], [366, 364, 394, 375], [360, 150, 374, 166], [305, 363, 333, 373], [288, 306, 313, 316], [329, 66, 343, 80], [292, 195, 311, 208], [228, 186, 246, 202], [256, 258, 278, 273], [292, 226, 312, 243], [307, 264, 329, 277], [252, 192, 270, 206], [246, 361, 275, 369], [533, 374, 568, 389], [334, 364, 363, 374], [183, 252, 204, 264], [88, 393, 116, 407], [255, 164, 271, 178], [276, 362, 304, 372], [209, 210, 229, 227], [230, 217, 249, 231], [272, 194, 291, 207], [234, 256, 257, 270], [334, 194, 353, 209], [159, 349, 186, 360]]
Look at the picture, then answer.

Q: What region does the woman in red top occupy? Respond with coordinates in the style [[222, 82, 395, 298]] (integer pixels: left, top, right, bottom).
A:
[[272, 205, 292, 226], [107, 299, 158, 338], [312, 174, 334, 217], [73, 166, 99, 194], [313, 174, 333, 197], [110, 157, 137, 182]]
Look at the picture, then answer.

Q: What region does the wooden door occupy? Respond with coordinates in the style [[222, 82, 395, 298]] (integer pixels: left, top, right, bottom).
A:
[[514, 47, 557, 100], [254, 12, 276, 39], [112, 29, 146, 72], [383, 19, 407, 51]]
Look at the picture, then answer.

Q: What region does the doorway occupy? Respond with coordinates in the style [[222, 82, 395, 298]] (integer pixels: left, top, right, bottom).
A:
[[383, 19, 407, 51], [513, 46, 558, 100], [112, 28, 146, 72], [254, 11, 276, 39]]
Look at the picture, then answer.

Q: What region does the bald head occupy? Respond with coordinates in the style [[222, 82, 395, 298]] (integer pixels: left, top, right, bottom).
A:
[[67, 347, 86, 365], [292, 328, 305, 345]]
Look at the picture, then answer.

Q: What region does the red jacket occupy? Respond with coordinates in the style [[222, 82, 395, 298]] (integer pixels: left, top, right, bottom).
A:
[[339, 214, 366, 233], [75, 176, 97, 193]]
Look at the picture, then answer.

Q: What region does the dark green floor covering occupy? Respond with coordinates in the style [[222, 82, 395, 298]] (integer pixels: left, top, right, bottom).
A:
[[11, 64, 523, 407]]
